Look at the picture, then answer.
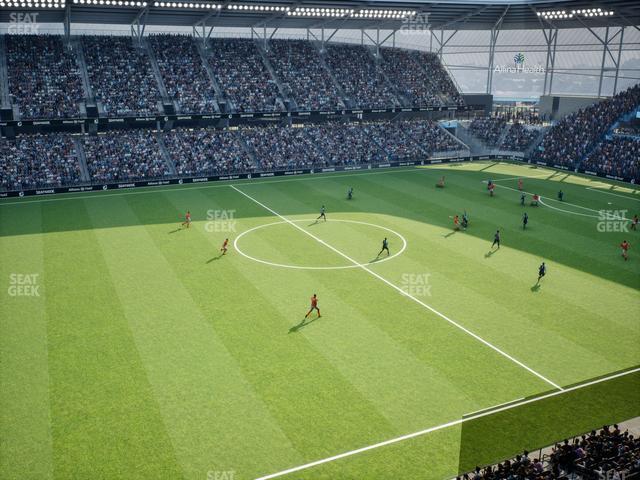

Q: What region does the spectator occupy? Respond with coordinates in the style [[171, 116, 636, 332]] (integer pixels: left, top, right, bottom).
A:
[[0, 134, 81, 190], [83, 35, 161, 116], [208, 38, 281, 113], [6, 34, 84, 119], [149, 34, 217, 114], [83, 130, 169, 182]]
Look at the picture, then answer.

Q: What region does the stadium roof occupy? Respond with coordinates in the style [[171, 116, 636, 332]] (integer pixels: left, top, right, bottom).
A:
[[0, 0, 638, 31]]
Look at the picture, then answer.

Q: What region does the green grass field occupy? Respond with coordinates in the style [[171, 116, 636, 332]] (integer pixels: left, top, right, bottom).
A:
[[1, 161, 639, 480]]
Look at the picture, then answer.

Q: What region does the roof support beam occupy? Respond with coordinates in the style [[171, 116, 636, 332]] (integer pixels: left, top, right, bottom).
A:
[[130, 7, 148, 46], [613, 27, 625, 95]]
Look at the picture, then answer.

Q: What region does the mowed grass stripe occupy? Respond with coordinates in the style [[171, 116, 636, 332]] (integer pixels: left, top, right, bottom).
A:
[[85, 195, 304, 480], [235, 181, 559, 400], [40, 200, 183, 479], [162, 187, 542, 454], [154, 188, 402, 450], [355, 172, 639, 383], [229, 183, 558, 388], [0, 203, 53, 480]]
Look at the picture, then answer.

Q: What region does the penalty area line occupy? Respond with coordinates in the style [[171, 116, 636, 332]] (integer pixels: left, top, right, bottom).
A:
[[254, 367, 640, 480], [229, 184, 562, 394]]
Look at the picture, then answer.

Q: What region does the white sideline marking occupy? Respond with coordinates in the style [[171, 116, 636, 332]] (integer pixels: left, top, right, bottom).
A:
[[462, 397, 525, 417], [538, 198, 600, 218], [491, 173, 551, 182], [230, 184, 562, 393], [484, 181, 620, 218], [255, 367, 640, 480], [586, 187, 640, 202], [0, 167, 421, 207]]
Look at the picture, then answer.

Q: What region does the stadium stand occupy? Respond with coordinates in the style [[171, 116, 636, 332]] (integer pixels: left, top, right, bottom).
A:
[[83, 130, 170, 182], [0, 134, 81, 190], [163, 128, 255, 175], [532, 84, 640, 169], [83, 35, 161, 116], [6, 34, 84, 119], [148, 34, 218, 114], [469, 117, 508, 147], [500, 122, 541, 152], [0, 120, 469, 191], [379, 48, 463, 107], [458, 424, 640, 480], [582, 136, 640, 182], [324, 43, 399, 109], [265, 39, 344, 111], [207, 38, 281, 113]]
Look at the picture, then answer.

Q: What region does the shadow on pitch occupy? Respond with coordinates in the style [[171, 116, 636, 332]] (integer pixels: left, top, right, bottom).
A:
[[206, 253, 224, 263], [168, 228, 182, 234], [444, 230, 458, 238], [289, 316, 321, 333], [485, 249, 497, 258], [531, 283, 541, 292]]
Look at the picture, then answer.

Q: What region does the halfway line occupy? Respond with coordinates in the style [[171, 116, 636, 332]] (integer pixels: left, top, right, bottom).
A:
[[229, 183, 562, 393]]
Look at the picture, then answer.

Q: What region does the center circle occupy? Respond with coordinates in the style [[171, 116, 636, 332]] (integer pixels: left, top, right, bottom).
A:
[[233, 219, 407, 270]]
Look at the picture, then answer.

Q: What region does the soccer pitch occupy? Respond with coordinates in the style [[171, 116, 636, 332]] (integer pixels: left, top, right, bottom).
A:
[[1, 161, 639, 480]]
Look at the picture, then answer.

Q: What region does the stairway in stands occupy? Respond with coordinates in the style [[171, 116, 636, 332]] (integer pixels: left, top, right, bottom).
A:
[[254, 40, 298, 111], [311, 42, 352, 109], [142, 38, 176, 114], [155, 133, 177, 175], [71, 38, 101, 116], [193, 39, 229, 113], [366, 46, 411, 108], [0, 35, 11, 111], [235, 130, 260, 170], [454, 122, 491, 155], [72, 137, 91, 183]]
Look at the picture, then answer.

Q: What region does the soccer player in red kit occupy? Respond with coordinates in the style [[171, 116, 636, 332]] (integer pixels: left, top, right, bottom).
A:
[[305, 294, 321, 319], [181, 211, 191, 228], [620, 240, 630, 261], [518, 178, 523, 191], [220, 238, 229, 255]]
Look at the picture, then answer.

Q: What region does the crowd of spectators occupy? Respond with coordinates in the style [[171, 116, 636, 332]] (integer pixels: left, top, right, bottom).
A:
[[417, 51, 465, 106], [493, 109, 545, 125], [458, 425, 640, 480], [83, 130, 170, 182], [469, 117, 508, 146], [6, 35, 84, 119], [208, 38, 281, 113], [3, 35, 466, 117], [0, 134, 81, 191], [379, 48, 463, 107], [313, 123, 386, 165], [500, 123, 541, 152], [0, 120, 470, 191], [266, 39, 344, 111], [83, 35, 161, 117], [532, 84, 640, 168], [582, 136, 640, 182], [163, 128, 254, 175], [242, 120, 466, 169], [324, 44, 398, 109], [242, 124, 325, 170], [149, 34, 217, 114]]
